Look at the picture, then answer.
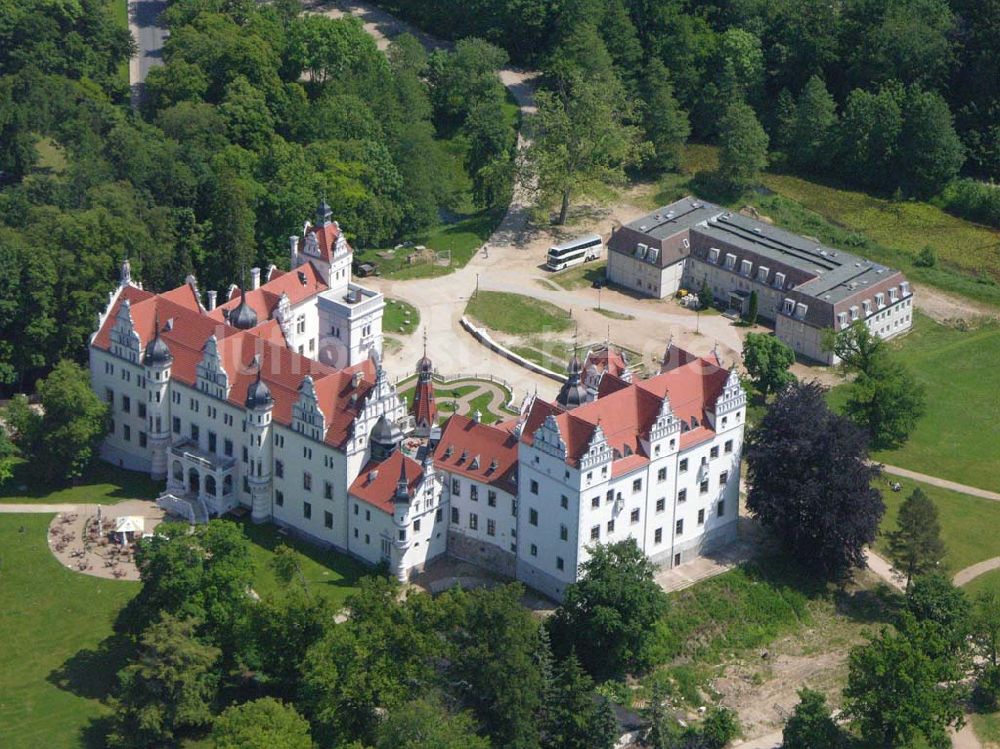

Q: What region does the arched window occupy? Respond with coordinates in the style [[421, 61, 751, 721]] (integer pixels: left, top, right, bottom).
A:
[[205, 474, 217, 497], [188, 467, 200, 495]]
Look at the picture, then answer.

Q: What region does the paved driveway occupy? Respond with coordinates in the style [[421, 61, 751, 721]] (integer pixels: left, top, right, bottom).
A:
[[128, 0, 168, 106]]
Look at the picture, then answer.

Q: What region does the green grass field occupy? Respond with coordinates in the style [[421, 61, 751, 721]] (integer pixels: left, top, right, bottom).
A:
[[0, 514, 139, 749], [874, 476, 1000, 574], [0, 460, 161, 506], [966, 569, 1000, 599], [466, 291, 572, 335], [551, 261, 607, 290], [383, 298, 420, 335], [827, 314, 1000, 491], [971, 711, 1000, 749], [239, 520, 367, 607]]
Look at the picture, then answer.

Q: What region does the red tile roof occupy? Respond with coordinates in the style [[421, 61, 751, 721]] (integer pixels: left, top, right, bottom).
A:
[[585, 346, 628, 379], [93, 285, 374, 450], [411, 378, 437, 428], [521, 353, 730, 466], [209, 263, 328, 325], [309, 221, 351, 263], [349, 450, 423, 513], [434, 414, 519, 494]]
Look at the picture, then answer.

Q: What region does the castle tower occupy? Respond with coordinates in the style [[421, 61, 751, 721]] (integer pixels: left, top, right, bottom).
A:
[[143, 312, 172, 479], [245, 366, 275, 523], [411, 331, 437, 437], [391, 458, 412, 582], [555, 350, 588, 410]]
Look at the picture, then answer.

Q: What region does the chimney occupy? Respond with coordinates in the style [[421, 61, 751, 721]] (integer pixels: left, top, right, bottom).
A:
[[289, 235, 299, 267], [250, 267, 261, 290], [207, 290, 217, 311]]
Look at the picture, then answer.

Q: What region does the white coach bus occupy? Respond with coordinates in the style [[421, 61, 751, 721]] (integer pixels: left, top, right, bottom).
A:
[[546, 233, 603, 271]]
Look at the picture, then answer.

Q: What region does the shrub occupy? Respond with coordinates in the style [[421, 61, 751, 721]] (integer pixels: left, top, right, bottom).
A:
[[701, 706, 740, 749], [937, 178, 1000, 228], [914, 245, 937, 268]]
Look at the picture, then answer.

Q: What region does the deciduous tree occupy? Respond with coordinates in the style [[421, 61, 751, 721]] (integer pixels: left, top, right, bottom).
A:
[[211, 698, 313, 749], [376, 697, 489, 749], [741, 332, 795, 400], [549, 539, 668, 679], [782, 688, 840, 749], [746, 381, 884, 579]]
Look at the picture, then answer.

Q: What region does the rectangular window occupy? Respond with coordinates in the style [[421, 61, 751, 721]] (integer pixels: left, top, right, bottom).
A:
[[679, 458, 688, 472], [676, 519, 684, 535], [138, 403, 146, 419], [678, 489, 687, 503], [656, 497, 665, 513], [556, 556, 564, 571], [655, 527, 663, 544], [724, 439, 733, 454], [303, 502, 311, 519], [398, 530, 406, 541], [190, 423, 199, 441], [590, 526, 600, 541], [224, 439, 233, 457], [698, 508, 705, 525], [757, 266, 769, 283], [451, 507, 459, 524], [488, 490, 497, 507], [414, 518, 421, 532], [559, 494, 568, 509], [591, 496, 600, 509], [720, 471, 729, 485], [630, 508, 640, 524], [436, 508, 442, 522], [607, 519, 615, 533], [275, 460, 284, 478], [470, 485, 479, 502], [657, 467, 667, 482], [303, 472, 312, 491], [529, 508, 538, 526], [530, 479, 538, 495], [276, 490, 283, 506], [172, 416, 181, 434], [123, 424, 131, 441], [530, 543, 538, 557], [700, 479, 709, 493], [718, 500, 726, 516], [122, 395, 130, 413], [324, 481, 333, 500], [710, 446, 719, 459], [774, 272, 786, 289], [740, 259, 753, 276], [783, 298, 795, 315], [451, 478, 460, 495], [724, 253, 736, 270], [632, 478, 642, 492], [324, 511, 333, 529], [560, 524, 568, 541], [208, 431, 217, 453], [487, 519, 496, 536], [138, 431, 147, 448]]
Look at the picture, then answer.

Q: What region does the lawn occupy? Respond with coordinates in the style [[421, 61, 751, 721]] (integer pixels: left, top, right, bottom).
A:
[[239, 519, 367, 607], [873, 476, 1000, 575], [971, 710, 1000, 749], [0, 513, 139, 749], [511, 338, 573, 372], [551, 261, 607, 290], [465, 291, 572, 335], [966, 569, 1000, 599], [383, 298, 420, 335], [0, 460, 162, 506], [827, 313, 1000, 491], [594, 307, 635, 321]]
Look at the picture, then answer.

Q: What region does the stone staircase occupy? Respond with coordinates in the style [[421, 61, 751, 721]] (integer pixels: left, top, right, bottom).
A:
[[156, 492, 209, 524]]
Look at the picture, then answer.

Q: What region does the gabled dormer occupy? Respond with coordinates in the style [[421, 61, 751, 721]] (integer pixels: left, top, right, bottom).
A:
[[709, 368, 746, 429], [649, 393, 682, 451], [532, 414, 567, 461], [110, 299, 142, 363], [196, 335, 230, 400], [579, 422, 612, 471], [293, 374, 326, 442]]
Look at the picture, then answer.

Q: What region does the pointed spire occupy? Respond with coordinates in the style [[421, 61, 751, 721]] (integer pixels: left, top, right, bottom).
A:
[[395, 457, 410, 502]]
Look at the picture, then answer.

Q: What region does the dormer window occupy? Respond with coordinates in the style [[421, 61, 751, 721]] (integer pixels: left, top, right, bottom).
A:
[[756, 266, 769, 283], [850, 305, 860, 321], [794, 303, 808, 319], [889, 287, 899, 302], [838, 312, 848, 328], [875, 293, 886, 309], [773, 272, 786, 289], [724, 253, 737, 270], [782, 298, 795, 315], [863, 300, 873, 316], [708, 248, 720, 264], [740, 259, 753, 276], [901, 281, 911, 297], [635, 243, 648, 259]]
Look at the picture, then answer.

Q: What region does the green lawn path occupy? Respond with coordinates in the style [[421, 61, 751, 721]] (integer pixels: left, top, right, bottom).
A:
[[465, 291, 572, 335]]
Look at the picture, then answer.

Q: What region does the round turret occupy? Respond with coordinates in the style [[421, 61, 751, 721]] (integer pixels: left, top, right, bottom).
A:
[[556, 351, 589, 410], [229, 288, 258, 330], [370, 414, 402, 461], [143, 322, 172, 366], [245, 371, 273, 410]]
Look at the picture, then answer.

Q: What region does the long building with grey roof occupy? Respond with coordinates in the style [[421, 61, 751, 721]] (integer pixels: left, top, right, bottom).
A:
[[606, 196, 914, 363]]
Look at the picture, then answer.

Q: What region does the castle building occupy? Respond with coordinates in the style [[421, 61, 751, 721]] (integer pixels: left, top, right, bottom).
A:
[[606, 196, 914, 363], [89, 201, 746, 598]]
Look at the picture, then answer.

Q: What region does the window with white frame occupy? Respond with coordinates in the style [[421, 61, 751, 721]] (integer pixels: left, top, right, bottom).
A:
[[774, 272, 786, 289], [889, 287, 899, 302], [863, 300, 873, 316], [838, 312, 848, 328], [756, 266, 769, 283], [724, 253, 737, 270], [782, 298, 795, 315], [901, 281, 910, 296], [850, 305, 859, 321], [708, 247, 720, 264], [740, 259, 753, 276], [795, 303, 808, 319], [875, 292, 885, 308]]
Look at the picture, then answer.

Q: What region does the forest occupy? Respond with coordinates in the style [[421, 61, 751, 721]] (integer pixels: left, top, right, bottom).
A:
[[2, 0, 999, 389], [0, 0, 515, 392]]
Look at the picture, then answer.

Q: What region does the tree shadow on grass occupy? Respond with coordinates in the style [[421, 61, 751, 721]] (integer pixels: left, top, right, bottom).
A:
[[834, 583, 900, 625], [79, 714, 116, 749], [47, 632, 135, 701]]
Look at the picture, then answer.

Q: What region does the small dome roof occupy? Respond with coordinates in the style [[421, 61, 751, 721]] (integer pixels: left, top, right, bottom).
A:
[[370, 414, 396, 444], [556, 378, 589, 409], [416, 354, 432, 373], [229, 288, 258, 330], [245, 373, 273, 410], [143, 317, 172, 366]]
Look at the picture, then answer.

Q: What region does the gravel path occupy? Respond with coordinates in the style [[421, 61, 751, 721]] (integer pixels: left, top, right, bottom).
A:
[[953, 557, 1000, 587], [882, 464, 1000, 502]]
